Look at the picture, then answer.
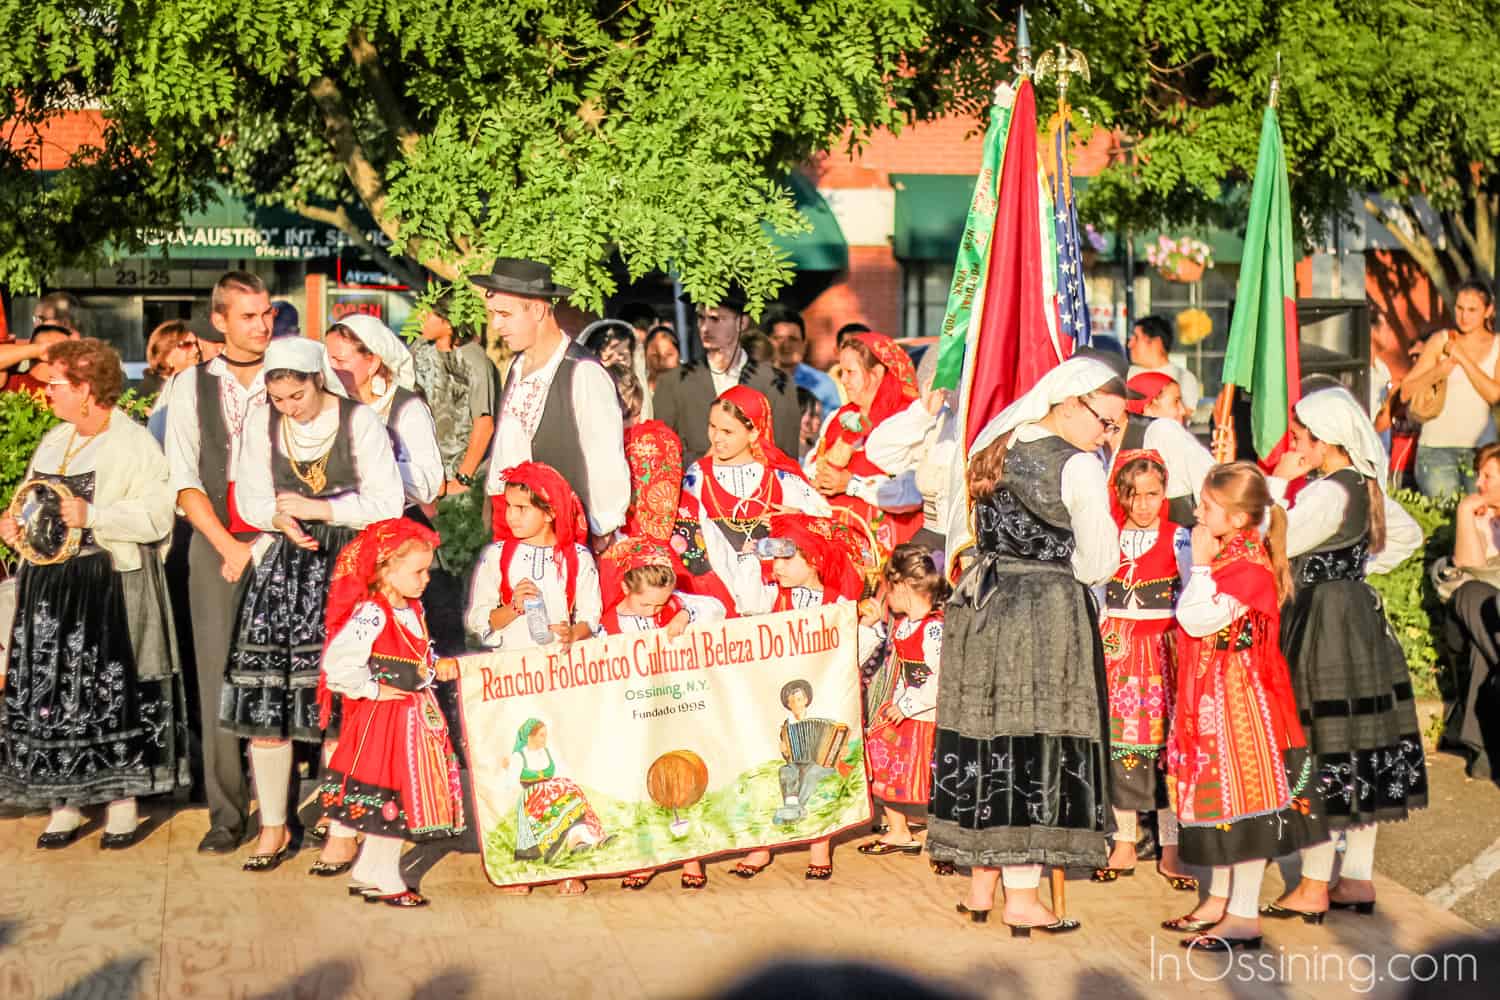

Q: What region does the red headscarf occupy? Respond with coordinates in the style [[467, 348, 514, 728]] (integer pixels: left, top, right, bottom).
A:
[[490, 462, 589, 612], [598, 536, 689, 629], [1108, 448, 1170, 527], [623, 420, 684, 541], [767, 513, 867, 603], [848, 332, 919, 426], [716, 385, 805, 477], [319, 517, 441, 727], [1126, 370, 1177, 416]]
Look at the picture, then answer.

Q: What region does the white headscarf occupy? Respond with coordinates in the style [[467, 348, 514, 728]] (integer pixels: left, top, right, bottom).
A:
[[262, 337, 347, 398], [1294, 386, 1389, 487], [333, 314, 416, 393], [965, 357, 1120, 458], [945, 356, 1120, 568]]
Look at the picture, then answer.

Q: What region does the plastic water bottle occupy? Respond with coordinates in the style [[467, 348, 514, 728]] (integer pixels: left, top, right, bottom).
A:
[[523, 597, 554, 645]]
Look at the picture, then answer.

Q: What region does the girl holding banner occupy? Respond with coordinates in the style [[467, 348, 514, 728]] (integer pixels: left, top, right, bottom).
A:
[[674, 386, 830, 612], [928, 358, 1123, 936], [464, 462, 602, 895]]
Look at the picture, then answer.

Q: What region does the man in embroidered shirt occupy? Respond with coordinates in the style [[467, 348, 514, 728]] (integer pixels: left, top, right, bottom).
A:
[[476, 258, 628, 547], [162, 270, 272, 855]]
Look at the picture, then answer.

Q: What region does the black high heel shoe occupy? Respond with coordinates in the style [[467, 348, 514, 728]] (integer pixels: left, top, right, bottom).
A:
[[1259, 901, 1327, 925], [1329, 900, 1376, 915], [1183, 933, 1262, 952], [36, 828, 82, 850], [955, 903, 990, 924], [1006, 918, 1081, 938]]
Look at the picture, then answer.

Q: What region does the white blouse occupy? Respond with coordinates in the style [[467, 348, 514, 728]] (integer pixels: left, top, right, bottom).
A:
[[1103, 525, 1193, 620], [322, 601, 433, 700], [888, 615, 943, 721], [466, 541, 603, 649], [1175, 567, 1246, 638], [1011, 424, 1120, 586], [386, 396, 444, 506], [233, 397, 405, 533], [1267, 474, 1422, 575]]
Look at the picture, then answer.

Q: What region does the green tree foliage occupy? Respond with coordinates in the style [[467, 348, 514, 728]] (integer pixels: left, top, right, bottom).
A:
[[0, 0, 994, 312], [1007, 2, 1500, 305]]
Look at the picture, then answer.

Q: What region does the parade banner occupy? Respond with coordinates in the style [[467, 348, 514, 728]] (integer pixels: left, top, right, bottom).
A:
[[458, 603, 871, 887]]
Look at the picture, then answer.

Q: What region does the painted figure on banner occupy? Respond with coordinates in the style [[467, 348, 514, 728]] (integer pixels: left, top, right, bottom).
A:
[[501, 718, 610, 863], [775, 679, 851, 823]]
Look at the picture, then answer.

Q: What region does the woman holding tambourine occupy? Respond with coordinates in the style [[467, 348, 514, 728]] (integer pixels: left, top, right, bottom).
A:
[[0, 339, 188, 851]]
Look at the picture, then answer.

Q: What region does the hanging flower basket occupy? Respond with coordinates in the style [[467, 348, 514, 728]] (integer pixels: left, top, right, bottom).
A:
[[1147, 235, 1213, 283]]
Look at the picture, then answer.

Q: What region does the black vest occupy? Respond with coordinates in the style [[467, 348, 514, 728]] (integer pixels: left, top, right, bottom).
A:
[[505, 341, 597, 515], [1291, 467, 1370, 585], [270, 396, 360, 498], [1120, 412, 1197, 526], [194, 363, 235, 526]]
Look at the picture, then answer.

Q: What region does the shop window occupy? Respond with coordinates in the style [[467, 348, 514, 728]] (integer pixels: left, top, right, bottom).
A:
[[902, 261, 955, 339]]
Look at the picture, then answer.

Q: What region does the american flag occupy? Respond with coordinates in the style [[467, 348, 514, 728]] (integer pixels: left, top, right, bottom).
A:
[[1052, 121, 1092, 350]]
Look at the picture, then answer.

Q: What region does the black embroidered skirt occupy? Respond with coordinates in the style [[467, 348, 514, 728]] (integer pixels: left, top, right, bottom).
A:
[[1281, 579, 1428, 829], [0, 549, 188, 808], [926, 555, 1111, 869], [219, 523, 357, 742]]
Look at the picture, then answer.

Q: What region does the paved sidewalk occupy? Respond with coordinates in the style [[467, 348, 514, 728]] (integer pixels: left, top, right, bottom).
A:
[[0, 802, 1486, 999]]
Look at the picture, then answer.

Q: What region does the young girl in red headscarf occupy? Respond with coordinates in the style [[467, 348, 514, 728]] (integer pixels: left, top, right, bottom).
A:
[[674, 385, 829, 613], [314, 518, 465, 908], [811, 332, 926, 554], [1126, 370, 1190, 425], [1093, 450, 1196, 890], [597, 537, 725, 891], [465, 462, 602, 651], [729, 512, 878, 882]]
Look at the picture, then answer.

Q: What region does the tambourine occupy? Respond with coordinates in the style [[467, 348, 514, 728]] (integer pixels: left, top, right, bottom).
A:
[[6, 477, 82, 565]]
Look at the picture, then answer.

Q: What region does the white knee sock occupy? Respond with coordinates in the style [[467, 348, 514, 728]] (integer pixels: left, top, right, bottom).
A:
[[1226, 859, 1267, 919], [45, 806, 83, 835], [1301, 838, 1337, 882], [328, 821, 356, 839], [1000, 864, 1042, 890], [1157, 808, 1179, 847], [1340, 824, 1378, 881], [1207, 865, 1230, 900], [352, 835, 406, 895], [1112, 808, 1139, 844], [249, 742, 294, 827], [104, 798, 138, 836]]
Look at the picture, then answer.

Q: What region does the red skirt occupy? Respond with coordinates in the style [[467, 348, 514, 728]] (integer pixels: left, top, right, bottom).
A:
[[865, 716, 936, 805], [317, 689, 465, 842]]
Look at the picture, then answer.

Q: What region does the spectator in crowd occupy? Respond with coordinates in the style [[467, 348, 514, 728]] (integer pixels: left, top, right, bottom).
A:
[[741, 327, 774, 365], [796, 386, 824, 464], [643, 325, 680, 396], [412, 288, 499, 500], [270, 301, 301, 339], [1443, 441, 1500, 783], [1126, 314, 1203, 413], [0, 333, 51, 399], [476, 258, 629, 544], [826, 322, 872, 404], [33, 290, 83, 336], [1402, 280, 1499, 496], [616, 300, 657, 397], [140, 320, 200, 397], [652, 286, 801, 466], [764, 305, 842, 417], [1375, 333, 1427, 491]]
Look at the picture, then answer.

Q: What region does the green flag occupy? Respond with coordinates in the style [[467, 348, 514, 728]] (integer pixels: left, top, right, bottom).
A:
[[1222, 105, 1301, 459], [931, 95, 1014, 392]]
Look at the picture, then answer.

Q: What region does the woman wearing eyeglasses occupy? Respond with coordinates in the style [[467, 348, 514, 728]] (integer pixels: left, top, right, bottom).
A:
[[140, 320, 201, 398], [0, 338, 189, 850]]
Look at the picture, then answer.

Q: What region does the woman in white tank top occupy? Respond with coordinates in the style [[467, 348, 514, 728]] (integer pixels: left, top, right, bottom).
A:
[[1403, 282, 1500, 496]]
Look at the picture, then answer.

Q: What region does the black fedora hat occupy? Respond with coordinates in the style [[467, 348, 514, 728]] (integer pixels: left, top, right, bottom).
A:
[[677, 282, 749, 314], [469, 258, 573, 299]]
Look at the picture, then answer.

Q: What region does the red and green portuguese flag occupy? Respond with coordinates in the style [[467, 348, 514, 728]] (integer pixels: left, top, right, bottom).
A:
[[1221, 104, 1301, 459]]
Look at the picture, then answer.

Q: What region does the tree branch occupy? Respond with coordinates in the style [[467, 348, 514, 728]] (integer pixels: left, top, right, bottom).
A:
[[1365, 196, 1454, 307], [293, 201, 426, 290], [346, 28, 420, 157], [307, 74, 458, 280], [1439, 211, 1474, 283], [1476, 192, 1497, 281]]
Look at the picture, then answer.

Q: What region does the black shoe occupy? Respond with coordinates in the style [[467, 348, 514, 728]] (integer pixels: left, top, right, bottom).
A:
[[197, 827, 243, 855], [1329, 900, 1376, 915], [308, 859, 354, 877], [242, 840, 295, 873], [1183, 934, 1263, 952], [1007, 918, 1081, 937], [101, 826, 147, 851], [1259, 901, 1327, 925], [36, 827, 82, 850]]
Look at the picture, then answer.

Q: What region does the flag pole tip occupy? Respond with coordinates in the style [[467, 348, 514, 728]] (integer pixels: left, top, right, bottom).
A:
[[1015, 6, 1033, 76]]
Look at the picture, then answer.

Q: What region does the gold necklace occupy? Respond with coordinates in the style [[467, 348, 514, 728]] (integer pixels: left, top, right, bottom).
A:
[[280, 416, 333, 494], [57, 412, 110, 476]]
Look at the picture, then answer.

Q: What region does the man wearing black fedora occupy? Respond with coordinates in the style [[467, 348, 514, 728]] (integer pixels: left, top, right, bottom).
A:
[[653, 287, 801, 466], [476, 258, 629, 543]]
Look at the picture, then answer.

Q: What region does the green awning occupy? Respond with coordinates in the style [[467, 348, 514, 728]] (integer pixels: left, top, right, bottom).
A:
[[768, 172, 847, 272], [892, 172, 1245, 264], [891, 173, 977, 261]]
